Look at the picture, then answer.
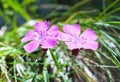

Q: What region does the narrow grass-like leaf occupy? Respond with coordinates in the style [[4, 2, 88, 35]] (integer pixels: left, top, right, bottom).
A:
[[49, 49, 60, 71], [97, 0, 119, 19], [5, 0, 30, 20], [43, 68, 48, 82]]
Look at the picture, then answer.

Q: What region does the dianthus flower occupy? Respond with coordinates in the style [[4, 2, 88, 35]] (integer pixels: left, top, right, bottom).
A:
[[58, 24, 98, 50], [21, 21, 59, 53]]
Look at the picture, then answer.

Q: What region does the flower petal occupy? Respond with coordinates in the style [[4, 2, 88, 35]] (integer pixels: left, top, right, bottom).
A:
[[65, 42, 80, 50], [47, 25, 59, 36], [23, 40, 40, 53], [80, 28, 98, 41], [34, 21, 50, 33], [41, 37, 57, 48], [21, 30, 39, 42], [82, 41, 98, 50], [63, 24, 80, 36], [57, 32, 72, 41]]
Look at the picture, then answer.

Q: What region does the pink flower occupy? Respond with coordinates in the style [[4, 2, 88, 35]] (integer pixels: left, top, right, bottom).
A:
[[58, 24, 98, 50], [21, 21, 59, 53]]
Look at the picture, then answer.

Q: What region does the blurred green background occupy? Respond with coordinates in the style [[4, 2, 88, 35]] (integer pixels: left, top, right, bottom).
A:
[[0, 0, 120, 82]]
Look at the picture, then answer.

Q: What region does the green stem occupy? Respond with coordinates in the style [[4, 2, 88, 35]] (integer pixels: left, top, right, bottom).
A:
[[49, 49, 60, 71], [97, 0, 119, 20], [14, 56, 17, 82], [43, 54, 48, 82], [43, 54, 47, 68]]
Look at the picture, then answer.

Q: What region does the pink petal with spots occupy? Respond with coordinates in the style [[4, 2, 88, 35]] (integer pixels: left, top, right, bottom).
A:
[[21, 30, 39, 42], [57, 32, 72, 41], [23, 40, 40, 53], [82, 41, 98, 50], [65, 42, 80, 50], [47, 25, 59, 36], [80, 28, 98, 41], [34, 21, 50, 33], [63, 24, 80, 36], [41, 37, 57, 48]]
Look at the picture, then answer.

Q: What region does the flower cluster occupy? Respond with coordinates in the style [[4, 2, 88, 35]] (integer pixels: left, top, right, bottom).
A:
[[21, 21, 98, 53]]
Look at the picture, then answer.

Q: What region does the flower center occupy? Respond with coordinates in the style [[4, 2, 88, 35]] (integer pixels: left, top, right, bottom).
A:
[[31, 31, 46, 41], [38, 31, 46, 40], [72, 36, 79, 43], [79, 36, 87, 45], [39, 34, 44, 39]]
